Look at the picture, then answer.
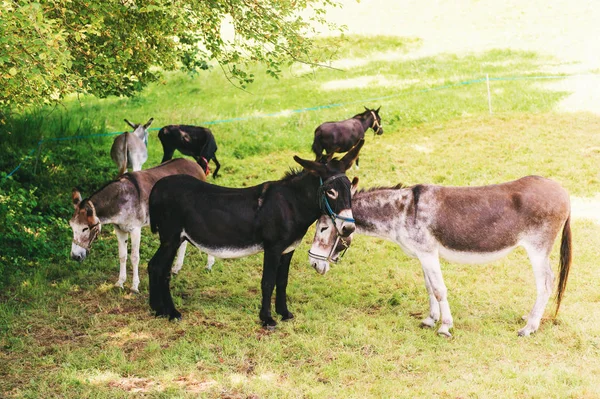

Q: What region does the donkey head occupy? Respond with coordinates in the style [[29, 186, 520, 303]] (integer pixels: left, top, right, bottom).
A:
[[69, 189, 102, 261], [124, 117, 154, 147], [364, 106, 383, 135], [308, 177, 359, 274], [294, 140, 364, 275]]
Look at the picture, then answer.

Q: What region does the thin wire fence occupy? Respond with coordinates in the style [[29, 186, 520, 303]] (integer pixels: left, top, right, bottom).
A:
[[2, 73, 580, 181]]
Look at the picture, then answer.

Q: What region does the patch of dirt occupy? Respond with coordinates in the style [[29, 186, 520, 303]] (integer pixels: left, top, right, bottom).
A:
[[571, 195, 600, 224], [108, 377, 159, 393]]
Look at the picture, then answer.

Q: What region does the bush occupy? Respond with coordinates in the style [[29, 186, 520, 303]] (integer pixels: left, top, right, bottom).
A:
[[0, 180, 70, 286]]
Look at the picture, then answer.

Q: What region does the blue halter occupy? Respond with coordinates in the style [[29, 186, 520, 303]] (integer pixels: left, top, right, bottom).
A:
[[318, 175, 356, 225]]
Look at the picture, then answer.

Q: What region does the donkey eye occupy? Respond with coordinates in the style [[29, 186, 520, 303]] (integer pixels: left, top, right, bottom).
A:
[[320, 226, 329, 233], [326, 189, 338, 199], [82, 227, 89, 232]]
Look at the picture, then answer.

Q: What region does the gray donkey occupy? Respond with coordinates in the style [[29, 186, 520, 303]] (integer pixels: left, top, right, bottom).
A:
[[70, 158, 214, 293], [110, 118, 153, 177]]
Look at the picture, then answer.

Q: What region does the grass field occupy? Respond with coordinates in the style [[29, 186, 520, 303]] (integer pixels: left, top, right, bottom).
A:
[[2, 34, 600, 398]]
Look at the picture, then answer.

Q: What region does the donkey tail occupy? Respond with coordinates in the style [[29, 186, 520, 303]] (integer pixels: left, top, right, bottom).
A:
[[555, 214, 572, 317], [149, 185, 161, 235], [117, 133, 128, 177]]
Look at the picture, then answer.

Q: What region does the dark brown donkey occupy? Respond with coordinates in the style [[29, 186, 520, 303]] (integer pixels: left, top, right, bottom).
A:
[[158, 125, 221, 177], [312, 107, 382, 168], [69, 159, 213, 293], [309, 175, 572, 337]]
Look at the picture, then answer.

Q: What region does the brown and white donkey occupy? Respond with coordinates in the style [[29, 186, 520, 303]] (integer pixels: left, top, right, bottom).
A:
[[309, 175, 572, 337], [69, 158, 214, 292]]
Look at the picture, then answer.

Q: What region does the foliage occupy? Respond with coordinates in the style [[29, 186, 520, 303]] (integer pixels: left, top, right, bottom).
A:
[[0, 0, 343, 115], [0, 182, 68, 286]]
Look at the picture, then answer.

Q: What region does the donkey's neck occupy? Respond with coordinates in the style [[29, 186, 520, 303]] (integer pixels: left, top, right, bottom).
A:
[[353, 188, 408, 239], [288, 173, 322, 220], [89, 179, 141, 225], [356, 113, 373, 132]]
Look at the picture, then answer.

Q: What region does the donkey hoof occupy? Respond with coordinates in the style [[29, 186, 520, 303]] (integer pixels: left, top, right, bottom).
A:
[[169, 310, 182, 321], [262, 317, 277, 329], [281, 312, 294, 321], [130, 287, 140, 294], [420, 317, 437, 328], [437, 330, 453, 338], [517, 327, 534, 337], [114, 282, 125, 289]]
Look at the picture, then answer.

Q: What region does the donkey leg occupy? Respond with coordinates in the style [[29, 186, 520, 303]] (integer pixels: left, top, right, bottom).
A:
[[420, 272, 441, 329], [148, 241, 180, 319], [114, 227, 129, 289], [206, 254, 215, 271], [171, 241, 188, 275], [212, 156, 221, 178], [129, 227, 141, 293], [519, 245, 554, 336], [275, 251, 294, 321], [161, 146, 175, 163], [260, 249, 280, 328], [418, 252, 453, 337]]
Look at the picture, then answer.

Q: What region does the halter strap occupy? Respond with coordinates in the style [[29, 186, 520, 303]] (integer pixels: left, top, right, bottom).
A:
[[370, 111, 382, 135], [307, 234, 351, 264], [200, 156, 211, 176], [72, 221, 101, 250], [318, 175, 356, 225]]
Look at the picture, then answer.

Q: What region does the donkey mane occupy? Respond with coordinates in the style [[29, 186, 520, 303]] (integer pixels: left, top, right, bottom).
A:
[[84, 173, 142, 205], [280, 168, 304, 182], [357, 183, 405, 194]]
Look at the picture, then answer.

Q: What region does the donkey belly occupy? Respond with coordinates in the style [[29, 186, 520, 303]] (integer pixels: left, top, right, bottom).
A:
[[438, 244, 517, 265], [181, 229, 263, 259]]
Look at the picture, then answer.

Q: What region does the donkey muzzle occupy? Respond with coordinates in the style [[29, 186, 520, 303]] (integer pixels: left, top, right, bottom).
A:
[[70, 242, 88, 262], [310, 258, 330, 275]]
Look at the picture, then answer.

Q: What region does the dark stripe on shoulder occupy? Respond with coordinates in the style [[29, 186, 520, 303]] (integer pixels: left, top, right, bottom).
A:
[[412, 184, 424, 219]]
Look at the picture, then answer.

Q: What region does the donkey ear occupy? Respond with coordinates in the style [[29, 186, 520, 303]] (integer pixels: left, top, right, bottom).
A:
[[364, 106, 369, 111], [72, 188, 82, 209], [293, 156, 326, 176], [376, 106, 381, 113], [340, 140, 364, 170], [124, 119, 136, 129], [144, 117, 154, 129], [351, 177, 359, 195]]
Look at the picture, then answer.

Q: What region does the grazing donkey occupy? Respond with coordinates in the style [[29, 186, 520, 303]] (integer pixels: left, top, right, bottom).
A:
[[69, 158, 214, 293], [110, 118, 154, 177], [158, 125, 221, 178], [147, 141, 364, 325], [312, 107, 382, 168], [309, 175, 572, 337]]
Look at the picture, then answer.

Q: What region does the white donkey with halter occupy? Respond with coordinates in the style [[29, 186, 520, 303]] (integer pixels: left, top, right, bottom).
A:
[[309, 175, 572, 337], [70, 158, 214, 292], [110, 118, 154, 177]]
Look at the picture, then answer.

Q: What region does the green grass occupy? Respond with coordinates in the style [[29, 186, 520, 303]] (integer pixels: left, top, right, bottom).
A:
[[2, 35, 600, 398]]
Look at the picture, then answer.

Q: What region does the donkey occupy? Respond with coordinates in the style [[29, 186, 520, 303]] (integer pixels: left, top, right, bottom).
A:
[[309, 175, 572, 337], [147, 140, 364, 325], [110, 118, 154, 177], [158, 125, 221, 178], [312, 107, 382, 168], [70, 158, 214, 293]]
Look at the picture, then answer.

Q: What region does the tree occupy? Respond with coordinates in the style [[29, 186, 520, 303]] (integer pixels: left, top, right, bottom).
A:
[[0, 0, 342, 114]]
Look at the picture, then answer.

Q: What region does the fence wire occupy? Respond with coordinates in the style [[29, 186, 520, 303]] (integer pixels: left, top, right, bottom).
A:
[[2, 73, 575, 180]]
